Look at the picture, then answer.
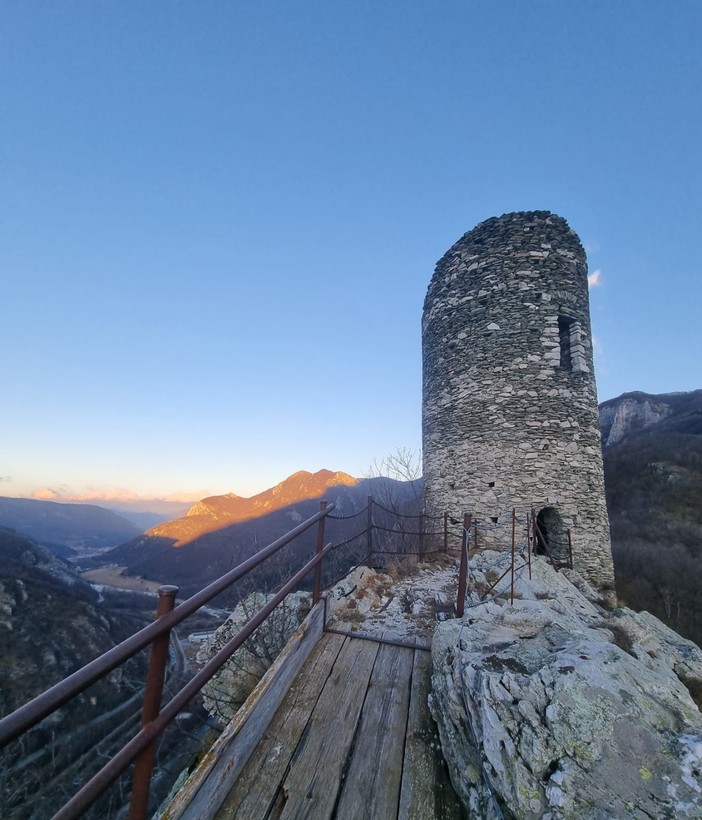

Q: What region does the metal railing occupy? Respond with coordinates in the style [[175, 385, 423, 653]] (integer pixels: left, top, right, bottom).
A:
[[324, 495, 456, 574], [455, 508, 574, 617], [0, 502, 336, 820], [1, 495, 575, 818]]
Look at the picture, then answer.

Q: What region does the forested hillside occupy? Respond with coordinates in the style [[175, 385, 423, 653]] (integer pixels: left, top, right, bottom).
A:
[[0, 528, 154, 815], [601, 390, 702, 644]]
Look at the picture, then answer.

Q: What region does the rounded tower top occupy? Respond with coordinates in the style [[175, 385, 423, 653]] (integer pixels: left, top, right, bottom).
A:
[[424, 210, 587, 322]]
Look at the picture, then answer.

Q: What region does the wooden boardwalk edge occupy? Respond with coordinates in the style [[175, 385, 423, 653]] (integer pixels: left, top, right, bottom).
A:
[[159, 597, 329, 820], [215, 631, 348, 818]]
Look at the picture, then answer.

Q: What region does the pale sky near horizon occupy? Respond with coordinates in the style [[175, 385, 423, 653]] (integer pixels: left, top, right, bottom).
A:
[[2, 2, 701, 508]]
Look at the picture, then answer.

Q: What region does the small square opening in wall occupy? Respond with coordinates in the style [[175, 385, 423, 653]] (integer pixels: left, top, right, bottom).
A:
[[491, 516, 498, 524], [488, 481, 495, 488]]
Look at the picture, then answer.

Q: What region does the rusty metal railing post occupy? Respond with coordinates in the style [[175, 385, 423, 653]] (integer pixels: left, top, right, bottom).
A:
[[567, 528, 573, 569], [457, 514, 471, 618], [443, 512, 448, 553], [366, 496, 373, 563], [510, 508, 516, 605], [313, 500, 328, 604], [129, 584, 179, 820], [531, 507, 537, 560]]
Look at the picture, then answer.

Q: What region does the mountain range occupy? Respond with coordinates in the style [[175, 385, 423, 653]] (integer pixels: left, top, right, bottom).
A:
[[2, 389, 700, 634], [0, 496, 142, 556], [147, 469, 359, 546], [101, 470, 420, 597]]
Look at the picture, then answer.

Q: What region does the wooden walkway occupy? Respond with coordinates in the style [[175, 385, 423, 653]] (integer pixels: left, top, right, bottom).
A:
[[209, 631, 462, 819]]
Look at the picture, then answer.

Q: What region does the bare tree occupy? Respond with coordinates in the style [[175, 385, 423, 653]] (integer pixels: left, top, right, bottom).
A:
[[363, 448, 426, 563], [366, 447, 422, 491]]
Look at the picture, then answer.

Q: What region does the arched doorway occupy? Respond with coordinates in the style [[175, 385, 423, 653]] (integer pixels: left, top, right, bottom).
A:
[[535, 507, 570, 568]]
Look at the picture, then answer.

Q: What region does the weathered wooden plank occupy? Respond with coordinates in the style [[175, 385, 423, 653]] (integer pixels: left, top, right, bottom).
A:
[[334, 640, 415, 820], [160, 598, 329, 820], [276, 636, 381, 820], [398, 649, 464, 820], [214, 630, 347, 819]]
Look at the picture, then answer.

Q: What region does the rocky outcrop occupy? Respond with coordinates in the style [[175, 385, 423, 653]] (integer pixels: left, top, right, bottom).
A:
[[431, 554, 702, 818], [600, 392, 674, 447]]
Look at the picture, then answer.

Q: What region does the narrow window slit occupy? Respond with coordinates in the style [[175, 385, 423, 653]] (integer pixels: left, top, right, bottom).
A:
[[558, 315, 574, 370]]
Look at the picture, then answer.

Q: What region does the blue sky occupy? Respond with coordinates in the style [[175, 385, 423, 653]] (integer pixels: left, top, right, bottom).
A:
[[2, 2, 701, 506]]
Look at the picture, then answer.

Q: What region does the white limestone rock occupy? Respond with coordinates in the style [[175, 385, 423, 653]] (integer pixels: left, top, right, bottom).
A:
[[431, 559, 702, 818]]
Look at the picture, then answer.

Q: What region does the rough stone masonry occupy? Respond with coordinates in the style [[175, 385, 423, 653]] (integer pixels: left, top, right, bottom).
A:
[[422, 210, 615, 594]]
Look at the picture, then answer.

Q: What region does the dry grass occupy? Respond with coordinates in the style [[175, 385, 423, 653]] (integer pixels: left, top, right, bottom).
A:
[[677, 673, 702, 711], [336, 607, 366, 627], [604, 621, 636, 657], [385, 557, 420, 582]]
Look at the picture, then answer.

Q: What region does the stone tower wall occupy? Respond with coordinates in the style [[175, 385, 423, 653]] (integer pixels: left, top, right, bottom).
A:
[[422, 211, 614, 593]]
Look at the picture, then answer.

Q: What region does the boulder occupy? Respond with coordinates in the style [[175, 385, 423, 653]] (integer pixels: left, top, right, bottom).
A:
[[431, 556, 702, 818]]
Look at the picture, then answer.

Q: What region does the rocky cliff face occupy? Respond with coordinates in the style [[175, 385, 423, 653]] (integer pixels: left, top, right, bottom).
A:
[[599, 389, 702, 448], [600, 392, 675, 447], [431, 554, 702, 818]]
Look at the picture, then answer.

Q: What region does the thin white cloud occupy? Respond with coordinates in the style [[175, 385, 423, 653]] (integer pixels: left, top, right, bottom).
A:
[[588, 269, 602, 288], [29, 485, 209, 511], [32, 487, 63, 500]]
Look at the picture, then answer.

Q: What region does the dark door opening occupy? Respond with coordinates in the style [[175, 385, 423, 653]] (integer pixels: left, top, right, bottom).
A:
[[535, 507, 569, 567]]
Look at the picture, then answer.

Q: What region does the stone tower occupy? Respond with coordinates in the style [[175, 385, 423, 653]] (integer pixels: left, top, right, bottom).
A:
[[422, 211, 614, 594]]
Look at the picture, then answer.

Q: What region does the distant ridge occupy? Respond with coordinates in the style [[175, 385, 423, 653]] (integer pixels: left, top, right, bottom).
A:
[[0, 496, 142, 555], [147, 469, 358, 547]]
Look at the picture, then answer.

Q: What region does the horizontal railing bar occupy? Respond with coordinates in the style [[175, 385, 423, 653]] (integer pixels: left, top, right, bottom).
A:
[[52, 542, 335, 820], [0, 504, 335, 748], [324, 627, 431, 653]]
